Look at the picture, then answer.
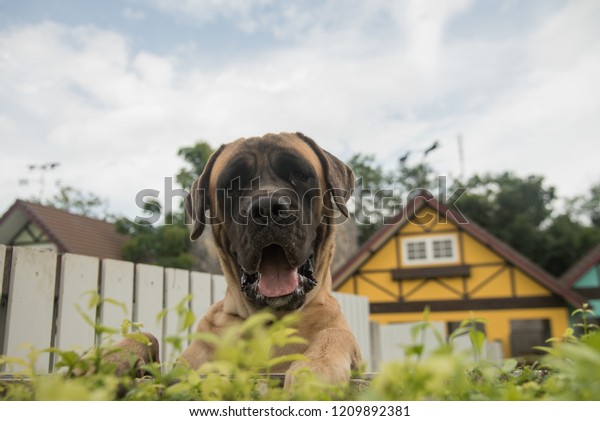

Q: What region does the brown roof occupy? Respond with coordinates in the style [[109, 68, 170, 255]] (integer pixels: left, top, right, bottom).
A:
[[560, 242, 600, 287], [333, 192, 587, 308], [0, 200, 128, 260]]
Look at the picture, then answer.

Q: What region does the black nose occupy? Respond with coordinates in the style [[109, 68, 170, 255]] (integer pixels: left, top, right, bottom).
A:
[[249, 194, 294, 225]]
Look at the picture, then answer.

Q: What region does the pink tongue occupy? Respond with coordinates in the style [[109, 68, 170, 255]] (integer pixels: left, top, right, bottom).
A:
[[258, 246, 299, 298]]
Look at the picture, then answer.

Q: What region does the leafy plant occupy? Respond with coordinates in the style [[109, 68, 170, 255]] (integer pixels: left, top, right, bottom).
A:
[[2, 304, 600, 401], [448, 312, 488, 361], [571, 303, 599, 338]]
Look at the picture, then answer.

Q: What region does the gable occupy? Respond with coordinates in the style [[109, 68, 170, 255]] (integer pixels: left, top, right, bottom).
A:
[[573, 266, 600, 288], [11, 222, 54, 247], [335, 199, 571, 306]]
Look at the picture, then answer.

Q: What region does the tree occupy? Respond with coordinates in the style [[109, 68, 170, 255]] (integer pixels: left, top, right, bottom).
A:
[[566, 180, 600, 228], [455, 172, 555, 263], [116, 200, 194, 270], [455, 172, 600, 276], [394, 162, 438, 198], [116, 141, 217, 271], [540, 214, 600, 276], [45, 185, 113, 220], [349, 153, 437, 244], [455, 173, 554, 268], [176, 142, 215, 189], [349, 153, 390, 243], [586, 182, 600, 227]]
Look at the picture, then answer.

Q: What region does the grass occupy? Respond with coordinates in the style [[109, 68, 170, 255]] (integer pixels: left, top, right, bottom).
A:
[[1, 303, 599, 401]]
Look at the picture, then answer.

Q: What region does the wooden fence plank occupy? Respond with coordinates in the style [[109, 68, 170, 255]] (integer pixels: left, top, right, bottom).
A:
[[0, 245, 6, 357], [376, 321, 445, 370], [164, 268, 190, 363], [189, 271, 212, 330], [134, 264, 164, 351], [100, 259, 134, 342], [3, 248, 57, 374], [0, 244, 6, 300], [55, 254, 99, 353]]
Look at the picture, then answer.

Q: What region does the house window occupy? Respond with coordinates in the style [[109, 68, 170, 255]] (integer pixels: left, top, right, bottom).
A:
[[433, 239, 453, 259], [402, 235, 458, 265], [407, 241, 427, 260]]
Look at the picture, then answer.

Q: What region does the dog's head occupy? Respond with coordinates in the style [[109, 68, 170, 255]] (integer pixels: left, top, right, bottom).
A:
[[186, 132, 354, 312]]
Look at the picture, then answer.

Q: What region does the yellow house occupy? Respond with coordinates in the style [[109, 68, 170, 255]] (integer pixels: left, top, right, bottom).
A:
[[334, 193, 585, 358]]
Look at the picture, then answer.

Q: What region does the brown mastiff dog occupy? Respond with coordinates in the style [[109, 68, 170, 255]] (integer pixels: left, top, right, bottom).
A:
[[181, 132, 362, 386], [106, 132, 361, 386]]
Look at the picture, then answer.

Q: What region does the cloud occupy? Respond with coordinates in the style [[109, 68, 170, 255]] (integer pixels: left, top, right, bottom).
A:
[[454, 0, 600, 195], [149, 0, 274, 31], [122, 8, 146, 21], [0, 0, 599, 219], [0, 22, 187, 215]]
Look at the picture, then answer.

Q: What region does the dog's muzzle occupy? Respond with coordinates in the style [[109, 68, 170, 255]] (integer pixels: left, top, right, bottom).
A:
[[240, 244, 317, 311]]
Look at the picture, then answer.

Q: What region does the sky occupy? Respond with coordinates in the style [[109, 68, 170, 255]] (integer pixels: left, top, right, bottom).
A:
[[1, 0, 599, 220]]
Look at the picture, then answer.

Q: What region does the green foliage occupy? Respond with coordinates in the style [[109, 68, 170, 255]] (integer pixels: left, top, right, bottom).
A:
[[567, 180, 600, 228], [348, 153, 437, 244], [368, 309, 600, 401], [404, 306, 447, 359], [2, 305, 600, 401], [448, 312, 488, 362], [117, 202, 193, 270], [176, 141, 215, 189], [456, 172, 555, 259], [44, 185, 114, 220], [115, 141, 216, 269], [570, 303, 599, 338], [457, 172, 600, 276], [540, 214, 600, 276]]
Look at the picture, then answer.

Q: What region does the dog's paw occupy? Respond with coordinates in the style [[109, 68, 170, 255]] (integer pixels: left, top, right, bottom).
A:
[[75, 332, 160, 378], [108, 332, 160, 377]]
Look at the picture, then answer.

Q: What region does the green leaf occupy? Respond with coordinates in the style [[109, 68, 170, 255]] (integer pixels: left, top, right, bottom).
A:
[[469, 330, 486, 355], [182, 311, 196, 331], [501, 359, 518, 373], [156, 308, 169, 323], [266, 354, 306, 369]]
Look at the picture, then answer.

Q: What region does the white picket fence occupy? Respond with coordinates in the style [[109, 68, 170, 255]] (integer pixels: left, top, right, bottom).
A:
[[0, 245, 503, 375], [369, 321, 503, 370], [0, 245, 372, 373]]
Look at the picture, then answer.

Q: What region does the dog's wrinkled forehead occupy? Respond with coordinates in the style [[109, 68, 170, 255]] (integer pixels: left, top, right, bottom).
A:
[[209, 133, 324, 193], [186, 132, 354, 241]]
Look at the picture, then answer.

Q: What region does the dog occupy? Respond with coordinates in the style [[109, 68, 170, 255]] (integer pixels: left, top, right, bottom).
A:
[[181, 132, 361, 386], [107, 132, 361, 386]]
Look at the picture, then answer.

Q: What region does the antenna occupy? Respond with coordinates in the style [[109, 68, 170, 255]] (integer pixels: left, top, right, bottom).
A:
[[23, 162, 61, 202]]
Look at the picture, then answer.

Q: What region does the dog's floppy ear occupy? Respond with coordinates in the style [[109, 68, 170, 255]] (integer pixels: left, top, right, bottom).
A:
[[185, 145, 225, 240], [295, 132, 355, 218]]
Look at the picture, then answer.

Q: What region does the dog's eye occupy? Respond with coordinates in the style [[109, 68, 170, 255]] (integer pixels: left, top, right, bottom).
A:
[[290, 170, 309, 183], [217, 158, 254, 191], [272, 153, 316, 187]]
